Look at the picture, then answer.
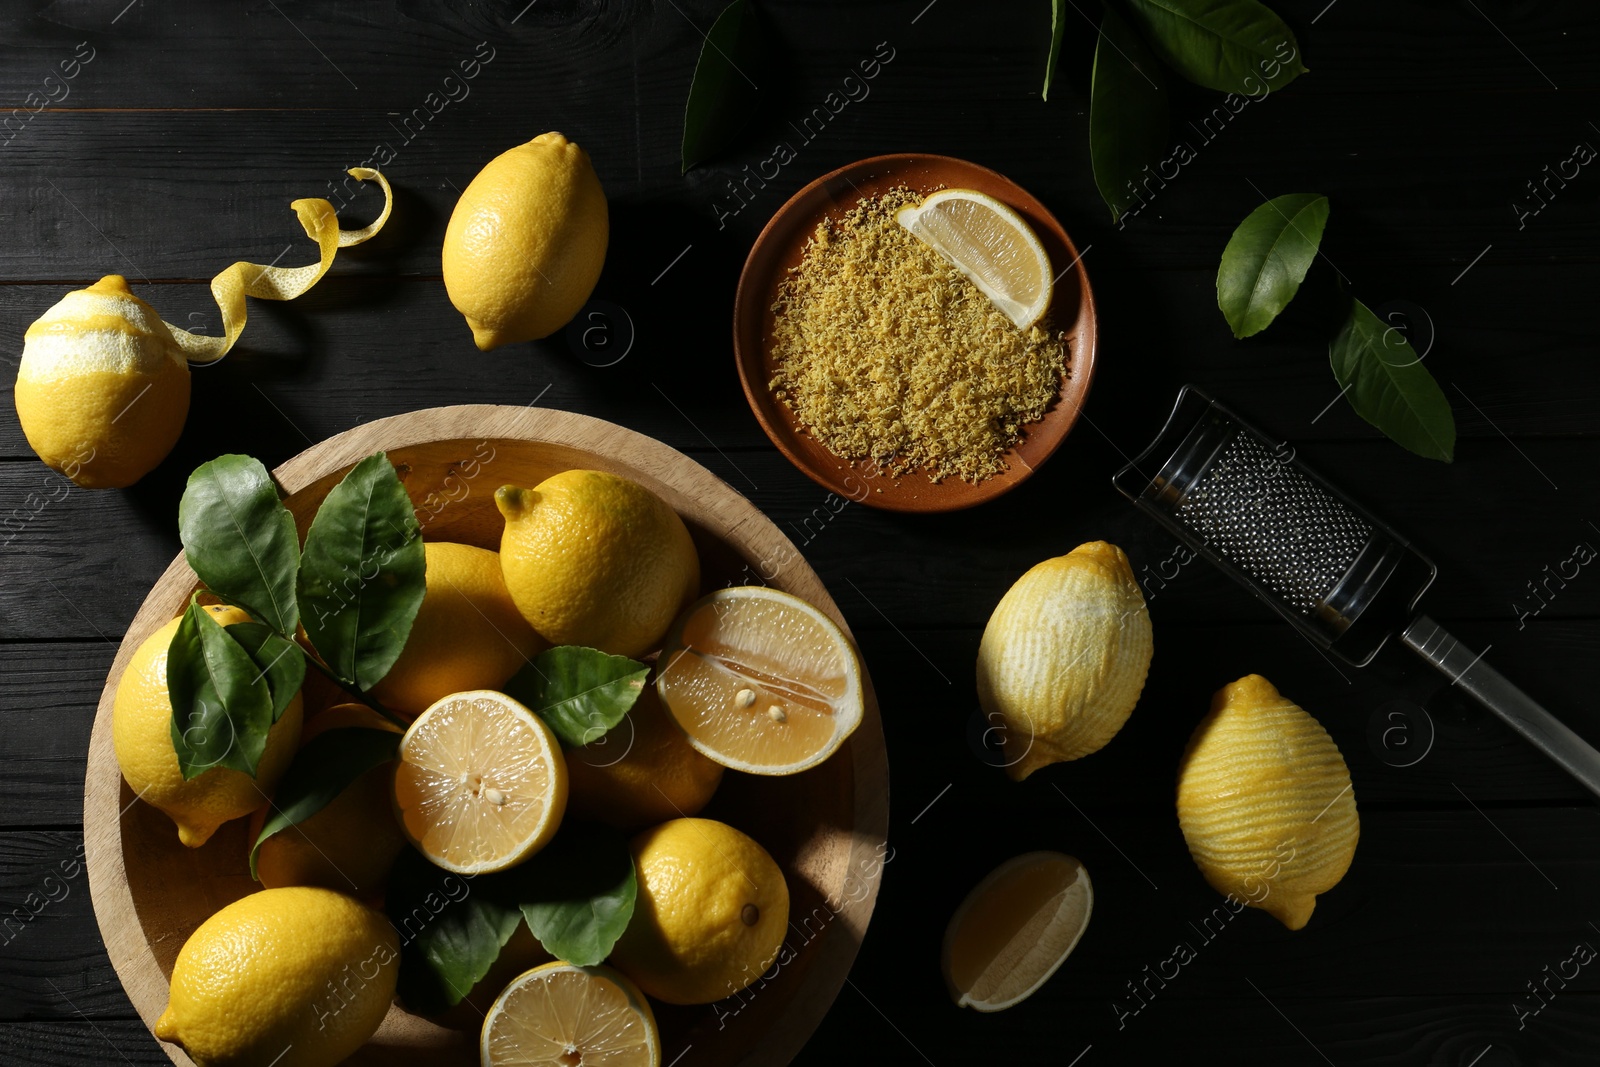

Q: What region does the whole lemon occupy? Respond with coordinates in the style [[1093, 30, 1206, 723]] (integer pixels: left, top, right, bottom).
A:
[[566, 686, 723, 828], [368, 542, 545, 715], [442, 132, 608, 350], [495, 471, 700, 658], [1177, 674, 1359, 931], [154, 886, 398, 1067], [975, 541, 1153, 780], [16, 274, 190, 488], [251, 704, 405, 898], [113, 605, 303, 848], [609, 817, 789, 1005]]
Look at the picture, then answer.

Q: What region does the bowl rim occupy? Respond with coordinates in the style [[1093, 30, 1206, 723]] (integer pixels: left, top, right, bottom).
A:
[[84, 403, 889, 1067], [732, 151, 1099, 513]]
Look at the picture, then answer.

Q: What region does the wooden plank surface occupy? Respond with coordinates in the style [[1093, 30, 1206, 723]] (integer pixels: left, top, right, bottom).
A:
[[3, 0, 1600, 1062]]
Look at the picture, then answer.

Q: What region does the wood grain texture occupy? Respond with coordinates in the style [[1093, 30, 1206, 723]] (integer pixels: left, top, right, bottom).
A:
[[83, 406, 888, 1067]]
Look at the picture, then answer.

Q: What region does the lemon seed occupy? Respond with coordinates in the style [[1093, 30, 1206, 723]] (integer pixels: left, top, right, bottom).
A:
[[767, 705, 786, 723], [735, 688, 756, 708]]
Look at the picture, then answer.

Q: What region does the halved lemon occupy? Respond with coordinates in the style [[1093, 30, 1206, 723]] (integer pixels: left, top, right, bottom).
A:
[[481, 962, 660, 1067], [655, 587, 863, 776], [896, 188, 1054, 330], [391, 690, 567, 874], [942, 851, 1093, 1012]]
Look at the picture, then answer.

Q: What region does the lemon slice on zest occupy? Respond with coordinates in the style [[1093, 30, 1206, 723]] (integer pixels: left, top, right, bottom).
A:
[[942, 851, 1093, 1012], [482, 962, 661, 1067], [166, 167, 394, 365], [896, 188, 1053, 330], [656, 587, 863, 776], [391, 690, 567, 875]]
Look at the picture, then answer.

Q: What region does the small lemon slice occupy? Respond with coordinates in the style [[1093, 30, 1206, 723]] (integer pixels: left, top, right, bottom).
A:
[[391, 690, 567, 874], [942, 851, 1093, 1012], [481, 962, 661, 1067], [896, 188, 1054, 330], [656, 587, 863, 776]]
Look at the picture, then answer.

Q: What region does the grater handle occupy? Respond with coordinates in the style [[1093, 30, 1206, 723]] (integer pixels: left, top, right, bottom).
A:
[[1402, 614, 1600, 800]]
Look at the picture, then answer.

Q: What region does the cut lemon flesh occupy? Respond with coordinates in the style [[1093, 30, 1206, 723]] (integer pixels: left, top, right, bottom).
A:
[[896, 188, 1053, 330], [482, 962, 660, 1067], [942, 851, 1092, 1012], [656, 587, 863, 775], [392, 690, 567, 874]]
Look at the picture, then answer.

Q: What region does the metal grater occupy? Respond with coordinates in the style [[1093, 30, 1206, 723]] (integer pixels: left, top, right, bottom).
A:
[[1114, 385, 1600, 800]]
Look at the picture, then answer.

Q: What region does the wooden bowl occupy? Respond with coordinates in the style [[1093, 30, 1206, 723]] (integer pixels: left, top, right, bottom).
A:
[[733, 153, 1098, 513], [85, 405, 888, 1067]]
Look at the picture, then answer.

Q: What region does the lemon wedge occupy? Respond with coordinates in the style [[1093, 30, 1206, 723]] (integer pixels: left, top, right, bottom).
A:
[[655, 587, 863, 775], [896, 188, 1054, 330], [481, 962, 660, 1067], [942, 851, 1092, 1012], [391, 690, 567, 875]]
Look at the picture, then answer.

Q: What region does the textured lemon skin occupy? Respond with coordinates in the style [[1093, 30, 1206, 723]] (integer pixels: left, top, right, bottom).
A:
[[442, 132, 609, 350], [610, 818, 789, 1005], [153, 886, 398, 1067], [252, 705, 405, 898], [1177, 674, 1359, 931], [496, 471, 700, 658], [16, 275, 190, 488], [975, 541, 1153, 780], [566, 686, 723, 828], [113, 606, 303, 848], [368, 542, 545, 715]]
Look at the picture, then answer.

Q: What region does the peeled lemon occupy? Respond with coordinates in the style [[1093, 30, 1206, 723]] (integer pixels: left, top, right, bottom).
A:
[[113, 605, 303, 848], [1177, 674, 1359, 930], [609, 818, 789, 1005], [16, 275, 189, 489], [975, 541, 1153, 780], [442, 132, 609, 350], [495, 470, 700, 658], [154, 886, 397, 1067]]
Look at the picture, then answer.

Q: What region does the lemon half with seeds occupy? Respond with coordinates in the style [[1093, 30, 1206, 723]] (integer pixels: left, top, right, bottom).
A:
[[391, 690, 567, 875], [482, 962, 660, 1067], [655, 586, 863, 775]]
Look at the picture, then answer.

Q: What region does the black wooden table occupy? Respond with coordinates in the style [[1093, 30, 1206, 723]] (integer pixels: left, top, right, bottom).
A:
[[4, 2, 1599, 1064]]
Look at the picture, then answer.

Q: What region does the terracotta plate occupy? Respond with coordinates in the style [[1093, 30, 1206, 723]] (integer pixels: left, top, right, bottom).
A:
[[733, 153, 1098, 513]]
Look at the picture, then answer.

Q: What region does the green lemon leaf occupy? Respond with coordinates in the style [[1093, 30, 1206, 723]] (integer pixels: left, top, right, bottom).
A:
[[503, 646, 649, 749], [681, 0, 766, 173], [1043, 0, 1066, 100], [248, 726, 399, 880], [387, 846, 522, 1015], [167, 599, 274, 779], [227, 622, 306, 724], [1091, 4, 1170, 222], [517, 825, 637, 968], [297, 452, 425, 691], [179, 455, 300, 635], [1329, 299, 1456, 462], [1217, 193, 1329, 338], [1120, 0, 1306, 96]]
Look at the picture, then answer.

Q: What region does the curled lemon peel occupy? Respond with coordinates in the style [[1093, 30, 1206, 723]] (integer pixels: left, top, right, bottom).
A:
[[168, 167, 393, 364]]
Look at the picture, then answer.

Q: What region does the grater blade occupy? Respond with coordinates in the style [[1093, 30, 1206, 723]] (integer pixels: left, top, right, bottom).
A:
[[1113, 385, 1436, 666]]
